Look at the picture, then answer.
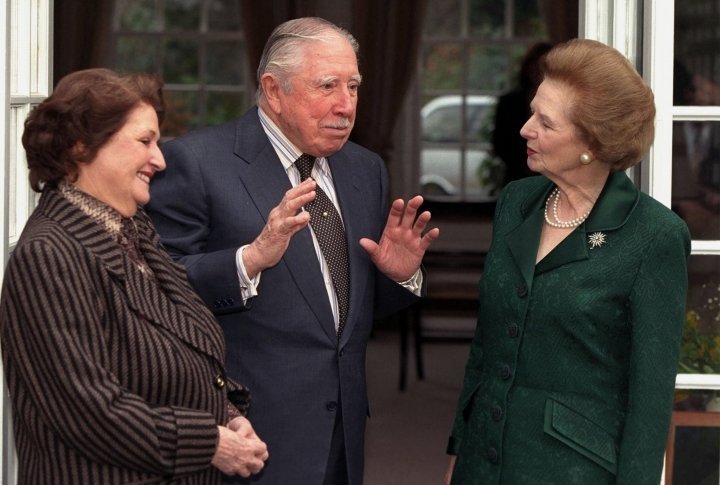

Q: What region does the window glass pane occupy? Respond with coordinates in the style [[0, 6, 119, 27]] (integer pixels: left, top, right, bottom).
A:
[[116, 36, 157, 73], [420, 95, 502, 200], [163, 91, 200, 137], [419, 0, 552, 202], [424, 0, 461, 37], [675, 258, 720, 485], [679, 255, 720, 374], [676, 389, 720, 411], [423, 43, 463, 91], [9, 105, 30, 244], [464, 148, 503, 200], [469, 0, 504, 37], [514, 0, 546, 38], [468, 96, 495, 143], [420, 148, 461, 198], [112, 0, 247, 137], [468, 44, 512, 91], [501, 43, 538, 92], [420, 95, 462, 197], [420, 146, 502, 200], [163, 38, 199, 83], [208, 0, 242, 31], [165, 0, 201, 31], [671, 121, 720, 240], [674, 2, 720, 106], [421, 97, 463, 143], [206, 92, 246, 126], [669, 390, 720, 485], [207, 41, 244, 85], [117, 0, 159, 31]]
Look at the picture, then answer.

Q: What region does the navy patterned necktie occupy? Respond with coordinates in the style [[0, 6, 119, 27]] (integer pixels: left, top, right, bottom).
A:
[[295, 154, 350, 336]]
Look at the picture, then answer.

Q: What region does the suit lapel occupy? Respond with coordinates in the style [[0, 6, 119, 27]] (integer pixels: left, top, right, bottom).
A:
[[535, 230, 589, 274], [133, 214, 226, 361], [505, 182, 548, 290], [583, 171, 640, 232], [328, 151, 371, 346], [531, 171, 640, 275], [40, 192, 226, 363], [233, 111, 338, 342], [539, 172, 639, 272], [506, 208, 542, 289]]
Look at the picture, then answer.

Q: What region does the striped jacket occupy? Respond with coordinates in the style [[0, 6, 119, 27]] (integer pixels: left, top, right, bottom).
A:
[[0, 188, 233, 484]]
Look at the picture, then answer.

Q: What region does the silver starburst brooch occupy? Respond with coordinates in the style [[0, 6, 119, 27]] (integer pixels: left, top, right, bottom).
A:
[[588, 232, 606, 249]]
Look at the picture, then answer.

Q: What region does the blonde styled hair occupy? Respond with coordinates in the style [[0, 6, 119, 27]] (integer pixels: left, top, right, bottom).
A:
[[543, 39, 655, 171]]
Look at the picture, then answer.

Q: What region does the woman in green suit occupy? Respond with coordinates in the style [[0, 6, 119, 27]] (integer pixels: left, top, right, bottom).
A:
[[444, 39, 690, 484]]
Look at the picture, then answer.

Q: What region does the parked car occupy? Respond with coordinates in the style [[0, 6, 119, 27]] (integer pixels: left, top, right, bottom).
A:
[[420, 95, 504, 200]]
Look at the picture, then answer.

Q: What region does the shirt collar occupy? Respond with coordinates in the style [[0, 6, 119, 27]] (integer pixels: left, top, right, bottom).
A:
[[58, 181, 128, 237], [257, 107, 332, 179], [258, 107, 302, 171], [520, 171, 640, 232], [583, 171, 640, 231]]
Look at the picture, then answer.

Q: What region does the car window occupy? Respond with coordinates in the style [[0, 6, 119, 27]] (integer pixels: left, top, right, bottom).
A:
[[422, 99, 495, 143], [422, 105, 462, 143], [466, 104, 493, 143], [420, 96, 502, 200]]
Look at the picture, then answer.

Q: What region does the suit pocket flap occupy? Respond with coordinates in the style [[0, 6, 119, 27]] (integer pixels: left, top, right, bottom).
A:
[[543, 398, 618, 475]]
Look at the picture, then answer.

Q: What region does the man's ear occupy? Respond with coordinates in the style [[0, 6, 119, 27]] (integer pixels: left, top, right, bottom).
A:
[[261, 74, 283, 114]]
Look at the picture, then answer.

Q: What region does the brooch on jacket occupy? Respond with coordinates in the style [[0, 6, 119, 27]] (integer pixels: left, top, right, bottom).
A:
[[588, 232, 607, 249]]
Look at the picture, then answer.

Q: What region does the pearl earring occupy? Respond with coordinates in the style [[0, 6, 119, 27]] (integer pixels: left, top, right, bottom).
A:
[[580, 153, 592, 165]]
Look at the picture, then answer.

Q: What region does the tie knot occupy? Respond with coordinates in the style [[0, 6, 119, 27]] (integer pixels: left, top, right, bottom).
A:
[[295, 154, 316, 181]]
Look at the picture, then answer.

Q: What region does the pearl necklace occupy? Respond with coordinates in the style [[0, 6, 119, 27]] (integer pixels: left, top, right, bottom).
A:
[[544, 187, 590, 228]]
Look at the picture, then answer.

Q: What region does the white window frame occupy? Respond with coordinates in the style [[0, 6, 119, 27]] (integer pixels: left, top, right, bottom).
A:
[[418, 0, 548, 202], [2, 1, 52, 483], [1, 1, 711, 483], [643, 0, 720, 384], [0, 0, 6, 474], [585, 0, 720, 373], [585, 1, 720, 482], [110, 0, 251, 138]]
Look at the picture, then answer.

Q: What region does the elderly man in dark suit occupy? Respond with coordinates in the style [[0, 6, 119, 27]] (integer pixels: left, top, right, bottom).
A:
[[147, 17, 439, 485]]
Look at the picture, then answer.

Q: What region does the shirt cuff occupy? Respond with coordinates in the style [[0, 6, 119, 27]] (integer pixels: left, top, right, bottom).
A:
[[236, 245, 261, 302], [397, 268, 423, 296]]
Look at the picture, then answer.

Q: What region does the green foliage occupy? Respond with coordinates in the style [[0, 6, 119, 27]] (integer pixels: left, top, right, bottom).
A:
[[423, 44, 463, 91], [475, 102, 504, 194], [205, 93, 246, 127], [679, 309, 720, 373], [164, 0, 200, 31], [117, 0, 158, 31]]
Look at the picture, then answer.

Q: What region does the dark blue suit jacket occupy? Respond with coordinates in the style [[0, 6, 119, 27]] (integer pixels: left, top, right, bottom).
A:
[[147, 107, 419, 484]]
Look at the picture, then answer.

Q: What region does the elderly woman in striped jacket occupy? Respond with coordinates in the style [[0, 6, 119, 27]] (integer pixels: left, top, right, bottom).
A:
[[0, 68, 268, 484]]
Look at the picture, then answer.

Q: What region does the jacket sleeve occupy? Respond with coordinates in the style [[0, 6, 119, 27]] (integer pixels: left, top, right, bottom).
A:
[[0, 239, 219, 477], [616, 217, 691, 484], [147, 137, 247, 315], [371, 153, 423, 318]]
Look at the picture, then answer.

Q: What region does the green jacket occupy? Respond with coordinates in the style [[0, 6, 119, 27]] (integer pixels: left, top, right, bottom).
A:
[[449, 172, 691, 484]]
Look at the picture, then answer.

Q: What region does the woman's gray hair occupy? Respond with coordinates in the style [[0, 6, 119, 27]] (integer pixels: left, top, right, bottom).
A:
[[255, 17, 360, 103]]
